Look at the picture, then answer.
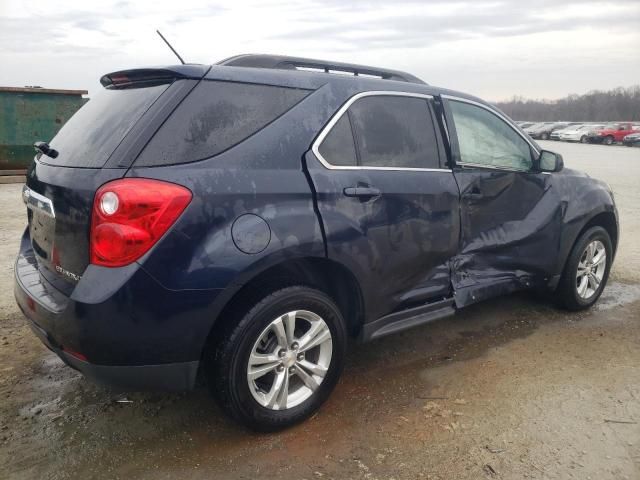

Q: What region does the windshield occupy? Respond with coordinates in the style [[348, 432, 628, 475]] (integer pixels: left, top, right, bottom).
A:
[[44, 83, 169, 168]]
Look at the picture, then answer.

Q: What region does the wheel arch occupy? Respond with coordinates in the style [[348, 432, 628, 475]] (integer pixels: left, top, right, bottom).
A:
[[555, 209, 618, 289], [200, 256, 366, 359], [576, 211, 618, 257]]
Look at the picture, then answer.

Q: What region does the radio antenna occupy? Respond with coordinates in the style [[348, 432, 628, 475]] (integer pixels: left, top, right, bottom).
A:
[[156, 30, 185, 65]]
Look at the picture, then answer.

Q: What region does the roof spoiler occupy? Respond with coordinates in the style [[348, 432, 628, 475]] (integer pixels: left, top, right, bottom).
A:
[[218, 54, 427, 85], [100, 65, 209, 88]]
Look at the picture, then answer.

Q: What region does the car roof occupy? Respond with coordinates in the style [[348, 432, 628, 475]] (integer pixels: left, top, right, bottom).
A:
[[103, 54, 500, 115], [207, 54, 492, 107]]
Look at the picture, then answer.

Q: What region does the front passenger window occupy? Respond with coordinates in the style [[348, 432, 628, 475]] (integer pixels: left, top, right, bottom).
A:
[[449, 100, 533, 171]]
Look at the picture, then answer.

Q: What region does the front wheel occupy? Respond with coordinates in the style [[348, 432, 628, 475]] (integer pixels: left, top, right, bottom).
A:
[[580, 135, 589, 143], [557, 226, 612, 311], [208, 286, 347, 431], [604, 135, 614, 145], [541, 132, 550, 140]]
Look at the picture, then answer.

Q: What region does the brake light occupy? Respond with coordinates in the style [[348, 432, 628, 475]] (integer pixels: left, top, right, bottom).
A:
[[90, 178, 192, 267]]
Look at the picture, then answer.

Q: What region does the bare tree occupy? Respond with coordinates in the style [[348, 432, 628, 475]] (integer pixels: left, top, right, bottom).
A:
[[494, 85, 640, 122]]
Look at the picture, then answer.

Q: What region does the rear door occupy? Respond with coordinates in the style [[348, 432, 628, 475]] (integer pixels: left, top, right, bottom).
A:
[[23, 75, 198, 295], [443, 96, 563, 306], [305, 92, 460, 321]]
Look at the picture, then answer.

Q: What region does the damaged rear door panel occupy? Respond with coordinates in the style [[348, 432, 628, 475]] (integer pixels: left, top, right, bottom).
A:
[[306, 91, 460, 324]]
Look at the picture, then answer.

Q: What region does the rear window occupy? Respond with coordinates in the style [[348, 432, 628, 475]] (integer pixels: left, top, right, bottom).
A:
[[45, 84, 169, 168], [135, 81, 310, 166]]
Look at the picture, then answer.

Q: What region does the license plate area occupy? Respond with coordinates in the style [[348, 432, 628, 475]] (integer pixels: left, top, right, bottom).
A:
[[23, 186, 56, 262]]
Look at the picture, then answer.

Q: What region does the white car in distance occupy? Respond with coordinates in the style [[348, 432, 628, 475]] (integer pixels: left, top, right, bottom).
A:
[[559, 124, 605, 143]]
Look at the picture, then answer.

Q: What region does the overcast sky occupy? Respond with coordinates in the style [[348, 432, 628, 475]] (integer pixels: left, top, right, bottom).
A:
[[1, 0, 638, 100]]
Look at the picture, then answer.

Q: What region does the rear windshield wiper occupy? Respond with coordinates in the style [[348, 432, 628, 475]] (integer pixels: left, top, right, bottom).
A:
[[34, 141, 59, 159]]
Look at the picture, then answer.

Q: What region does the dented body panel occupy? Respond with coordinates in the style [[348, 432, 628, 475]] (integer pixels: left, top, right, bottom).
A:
[[305, 152, 460, 321]]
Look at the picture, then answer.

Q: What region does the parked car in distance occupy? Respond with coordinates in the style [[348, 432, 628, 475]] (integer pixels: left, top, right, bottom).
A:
[[523, 122, 548, 135], [587, 123, 639, 145], [550, 124, 582, 141], [622, 132, 640, 147], [559, 124, 606, 143], [525, 122, 568, 140], [14, 54, 619, 431]]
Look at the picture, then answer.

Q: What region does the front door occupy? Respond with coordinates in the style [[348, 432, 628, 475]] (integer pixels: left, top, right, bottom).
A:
[[305, 92, 460, 321], [443, 97, 563, 306]]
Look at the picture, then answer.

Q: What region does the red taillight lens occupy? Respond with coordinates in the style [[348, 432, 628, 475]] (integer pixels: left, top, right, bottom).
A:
[[90, 178, 192, 267]]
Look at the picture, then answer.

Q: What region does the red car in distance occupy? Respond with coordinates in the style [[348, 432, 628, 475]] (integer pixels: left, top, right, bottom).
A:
[[588, 123, 640, 145]]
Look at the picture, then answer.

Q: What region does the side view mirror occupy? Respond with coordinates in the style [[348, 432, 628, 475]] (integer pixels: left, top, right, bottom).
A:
[[538, 150, 564, 173]]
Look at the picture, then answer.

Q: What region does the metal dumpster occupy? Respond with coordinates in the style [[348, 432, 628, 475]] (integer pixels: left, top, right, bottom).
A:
[[0, 87, 87, 171]]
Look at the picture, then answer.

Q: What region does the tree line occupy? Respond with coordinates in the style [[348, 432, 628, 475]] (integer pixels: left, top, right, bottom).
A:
[[494, 85, 640, 122]]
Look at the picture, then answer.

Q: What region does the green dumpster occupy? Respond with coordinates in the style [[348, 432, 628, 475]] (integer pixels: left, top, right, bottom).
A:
[[0, 86, 88, 170]]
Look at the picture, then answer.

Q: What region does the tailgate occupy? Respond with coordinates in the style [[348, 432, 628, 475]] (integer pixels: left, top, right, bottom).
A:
[[22, 72, 202, 295]]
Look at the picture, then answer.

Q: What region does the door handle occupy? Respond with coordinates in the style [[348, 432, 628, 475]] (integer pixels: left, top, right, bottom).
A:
[[343, 186, 381, 199]]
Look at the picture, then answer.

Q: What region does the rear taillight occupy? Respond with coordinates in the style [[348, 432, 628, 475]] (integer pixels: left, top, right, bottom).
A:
[[90, 178, 192, 267]]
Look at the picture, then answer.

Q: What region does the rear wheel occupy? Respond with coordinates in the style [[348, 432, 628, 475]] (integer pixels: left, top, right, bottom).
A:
[[208, 286, 347, 431], [541, 132, 550, 140], [557, 226, 612, 311], [580, 135, 589, 143], [604, 135, 614, 145]]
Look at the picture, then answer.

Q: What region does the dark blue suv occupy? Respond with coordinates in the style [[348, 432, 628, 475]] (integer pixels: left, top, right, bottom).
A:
[[15, 55, 618, 430]]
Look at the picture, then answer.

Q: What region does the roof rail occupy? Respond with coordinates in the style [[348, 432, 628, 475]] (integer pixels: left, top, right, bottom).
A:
[[217, 54, 427, 85]]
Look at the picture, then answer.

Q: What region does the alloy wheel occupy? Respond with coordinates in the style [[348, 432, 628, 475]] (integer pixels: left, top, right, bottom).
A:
[[575, 240, 606, 300], [247, 310, 333, 410]]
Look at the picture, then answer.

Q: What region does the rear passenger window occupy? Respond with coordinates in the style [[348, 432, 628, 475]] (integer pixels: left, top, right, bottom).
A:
[[349, 96, 440, 169], [136, 81, 309, 166], [317, 95, 441, 169], [317, 114, 358, 166]]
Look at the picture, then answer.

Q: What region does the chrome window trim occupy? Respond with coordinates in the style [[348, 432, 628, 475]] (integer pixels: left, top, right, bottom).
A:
[[22, 185, 55, 218], [441, 94, 541, 172], [311, 90, 452, 173]]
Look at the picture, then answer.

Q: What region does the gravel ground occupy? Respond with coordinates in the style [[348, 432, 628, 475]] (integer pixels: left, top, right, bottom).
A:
[[1, 141, 639, 480]]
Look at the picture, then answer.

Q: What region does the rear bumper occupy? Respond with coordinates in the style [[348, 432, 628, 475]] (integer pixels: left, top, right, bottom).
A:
[[13, 229, 224, 391], [21, 313, 198, 391]]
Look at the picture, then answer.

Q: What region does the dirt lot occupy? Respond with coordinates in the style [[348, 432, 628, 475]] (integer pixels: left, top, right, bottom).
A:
[[1, 142, 639, 480]]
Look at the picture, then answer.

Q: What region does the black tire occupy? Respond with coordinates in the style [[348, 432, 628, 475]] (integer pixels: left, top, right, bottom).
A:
[[604, 135, 614, 145], [557, 226, 612, 311], [580, 135, 588, 144], [541, 132, 549, 140], [207, 286, 347, 431]]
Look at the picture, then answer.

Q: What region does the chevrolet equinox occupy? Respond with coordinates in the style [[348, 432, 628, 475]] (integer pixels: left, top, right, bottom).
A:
[[15, 54, 618, 430]]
